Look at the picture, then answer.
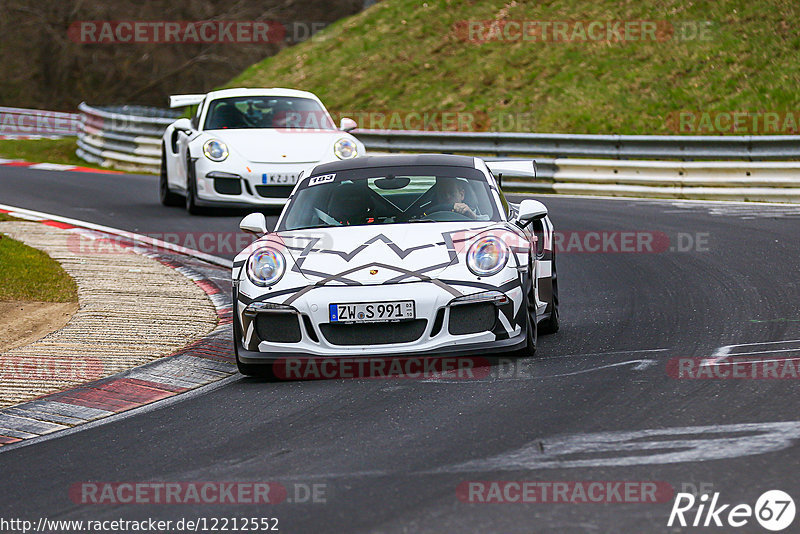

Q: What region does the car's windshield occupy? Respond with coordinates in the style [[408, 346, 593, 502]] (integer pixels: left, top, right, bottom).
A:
[[279, 166, 501, 231], [203, 96, 334, 130]]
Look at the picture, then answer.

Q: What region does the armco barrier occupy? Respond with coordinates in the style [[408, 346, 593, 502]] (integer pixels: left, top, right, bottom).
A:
[[72, 104, 800, 201], [77, 103, 180, 173], [0, 106, 80, 137], [353, 130, 800, 161]]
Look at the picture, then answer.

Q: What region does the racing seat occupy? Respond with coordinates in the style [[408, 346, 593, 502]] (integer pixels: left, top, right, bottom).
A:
[[327, 183, 375, 225], [207, 103, 247, 129]]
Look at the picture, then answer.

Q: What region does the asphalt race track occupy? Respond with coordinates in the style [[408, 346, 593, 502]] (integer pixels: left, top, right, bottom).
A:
[[2, 166, 800, 532]]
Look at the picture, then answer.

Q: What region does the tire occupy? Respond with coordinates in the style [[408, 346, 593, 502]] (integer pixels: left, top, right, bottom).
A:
[[185, 154, 204, 215], [515, 262, 537, 357], [159, 146, 183, 207], [538, 251, 560, 335]]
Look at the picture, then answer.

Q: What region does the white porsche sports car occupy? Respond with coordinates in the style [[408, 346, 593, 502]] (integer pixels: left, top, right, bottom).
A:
[[231, 154, 559, 377], [160, 87, 365, 214]]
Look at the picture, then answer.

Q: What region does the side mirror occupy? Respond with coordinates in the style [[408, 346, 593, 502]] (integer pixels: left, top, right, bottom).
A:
[[240, 212, 268, 236], [517, 199, 548, 224], [173, 118, 193, 133], [340, 117, 358, 132]]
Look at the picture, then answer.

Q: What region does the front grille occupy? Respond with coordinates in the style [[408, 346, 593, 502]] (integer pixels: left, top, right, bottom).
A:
[[448, 302, 497, 335], [213, 177, 242, 195], [319, 320, 427, 346], [255, 185, 295, 198], [255, 313, 302, 343]]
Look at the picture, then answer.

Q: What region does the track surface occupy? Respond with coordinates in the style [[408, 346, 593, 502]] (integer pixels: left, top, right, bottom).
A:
[[2, 167, 800, 532]]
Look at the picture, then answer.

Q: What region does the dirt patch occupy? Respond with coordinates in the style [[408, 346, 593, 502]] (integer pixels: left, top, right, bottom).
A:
[[0, 301, 78, 353]]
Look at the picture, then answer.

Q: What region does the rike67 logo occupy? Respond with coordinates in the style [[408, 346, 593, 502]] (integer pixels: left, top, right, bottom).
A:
[[668, 490, 795, 531]]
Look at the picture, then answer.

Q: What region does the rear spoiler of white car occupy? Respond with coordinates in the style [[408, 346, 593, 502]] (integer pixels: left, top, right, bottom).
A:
[[169, 94, 206, 108], [485, 160, 536, 186]]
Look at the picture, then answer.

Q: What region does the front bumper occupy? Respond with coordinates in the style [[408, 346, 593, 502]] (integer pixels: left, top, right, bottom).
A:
[[195, 161, 313, 207], [234, 281, 526, 362]]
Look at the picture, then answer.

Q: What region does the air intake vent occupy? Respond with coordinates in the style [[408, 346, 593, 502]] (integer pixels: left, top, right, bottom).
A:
[[448, 303, 496, 335], [320, 320, 427, 346]]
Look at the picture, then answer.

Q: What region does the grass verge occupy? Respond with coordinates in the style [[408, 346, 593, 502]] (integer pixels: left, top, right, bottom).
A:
[[0, 221, 78, 302], [0, 137, 108, 171], [227, 0, 800, 135]]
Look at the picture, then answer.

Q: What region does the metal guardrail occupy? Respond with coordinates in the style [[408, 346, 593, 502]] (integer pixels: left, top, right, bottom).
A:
[[0, 106, 80, 138], [352, 129, 800, 161], [72, 104, 800, 201], [77, 103, 180, 173]]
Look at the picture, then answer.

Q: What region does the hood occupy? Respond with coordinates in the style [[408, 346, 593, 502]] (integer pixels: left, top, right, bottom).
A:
[[278, 222, 495, 285], [209, 129, 343, 163]]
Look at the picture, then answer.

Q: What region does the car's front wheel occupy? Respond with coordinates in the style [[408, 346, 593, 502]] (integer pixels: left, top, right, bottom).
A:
[[185, 154, 203, 215], [159, 145, 183, 207]]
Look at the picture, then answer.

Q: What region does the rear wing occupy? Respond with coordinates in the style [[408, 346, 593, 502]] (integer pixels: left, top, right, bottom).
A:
[[485, 160, 536, 187], [169, 94, 205, 108]]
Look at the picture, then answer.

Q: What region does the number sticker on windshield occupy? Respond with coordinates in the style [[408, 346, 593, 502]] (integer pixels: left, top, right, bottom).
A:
[[309, 173, 336, 186]]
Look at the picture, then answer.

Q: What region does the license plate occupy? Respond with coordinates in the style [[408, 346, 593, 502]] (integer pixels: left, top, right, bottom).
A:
[[263, 173, 298, 185], [329, 300, 415, 323]]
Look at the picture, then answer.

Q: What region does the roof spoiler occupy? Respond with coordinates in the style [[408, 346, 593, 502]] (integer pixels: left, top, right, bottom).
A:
[[485, 160, 536, 187], [169, 94, 205, 108]]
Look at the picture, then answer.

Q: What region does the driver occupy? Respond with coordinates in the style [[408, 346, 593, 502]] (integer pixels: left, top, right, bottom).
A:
[[433, 177, 477, 219]]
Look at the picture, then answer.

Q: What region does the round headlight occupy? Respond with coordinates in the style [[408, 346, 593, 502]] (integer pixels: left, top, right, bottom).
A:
[[334, 138, 358, 159], [467, 236, 509, 277], [246, 247, 285, 287], [203, 139, 229, 162]]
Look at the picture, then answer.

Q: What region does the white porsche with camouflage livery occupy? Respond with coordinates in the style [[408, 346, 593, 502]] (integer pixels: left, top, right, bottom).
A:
[[231, 154, 558, 376]]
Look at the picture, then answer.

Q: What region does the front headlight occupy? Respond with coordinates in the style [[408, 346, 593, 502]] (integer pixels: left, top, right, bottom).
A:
[[334, 138, 358, 159], [246, 247, 285, 287], [203, 139, 229, 162], [466, 236, 509, 277]]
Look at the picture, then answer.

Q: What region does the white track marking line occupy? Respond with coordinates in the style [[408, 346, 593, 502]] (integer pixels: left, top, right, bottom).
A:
[[701, 345, 732, 367], [701, 339, 800, 367], [0, 202, 232, 268], [28, 163, 76, 171]]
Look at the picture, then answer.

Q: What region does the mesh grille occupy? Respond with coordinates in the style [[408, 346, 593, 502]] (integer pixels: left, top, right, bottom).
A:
[[320, 320, 427, 346], [448, 302, 497, 335], [255, 185, 295, 198], [213, 177, 242, 195], [255, 314, 302, 343]]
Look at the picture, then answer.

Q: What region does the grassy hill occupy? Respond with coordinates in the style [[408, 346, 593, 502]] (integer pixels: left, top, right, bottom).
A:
[[227, 0, 800, 135]]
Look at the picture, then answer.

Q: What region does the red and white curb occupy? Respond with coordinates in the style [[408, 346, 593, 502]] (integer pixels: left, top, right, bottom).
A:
[[0, 205, 236, 449], [0, 157, 121, 174]]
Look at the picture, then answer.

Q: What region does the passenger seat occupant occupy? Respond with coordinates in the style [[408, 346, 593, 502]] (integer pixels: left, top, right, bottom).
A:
[[327, 183, 375, 225]]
